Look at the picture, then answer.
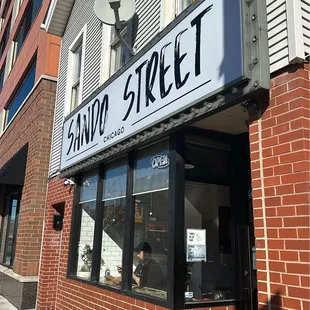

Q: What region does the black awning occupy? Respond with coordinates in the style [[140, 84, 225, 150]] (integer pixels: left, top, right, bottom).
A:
[[0, 145, 28, 185]]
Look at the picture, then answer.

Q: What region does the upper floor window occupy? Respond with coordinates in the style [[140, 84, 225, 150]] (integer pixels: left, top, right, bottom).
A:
[[70, 42, 82, 111], [67, 27, 86, 113], [5, 60, 36, 125], [176, 0, 193, 14], [110, 27, 131, 75], [1, 0, 11, 20], [12, 0, 43, 63], [0, 18, 4, 32], [0, 13, 11, 57], [161, 0, 193, 30], [0, 190, 21, 267], [0, 63, 4, 92]]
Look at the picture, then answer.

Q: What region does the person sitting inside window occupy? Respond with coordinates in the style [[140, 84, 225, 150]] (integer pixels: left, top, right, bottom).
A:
[[118, 242, 163, 290]]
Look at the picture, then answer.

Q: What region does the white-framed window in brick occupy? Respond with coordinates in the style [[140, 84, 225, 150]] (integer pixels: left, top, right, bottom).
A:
[[66, 26, 86, 114]]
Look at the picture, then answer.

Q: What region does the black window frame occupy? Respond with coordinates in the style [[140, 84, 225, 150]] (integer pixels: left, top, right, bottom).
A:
[[67, 133, 244, 309], [1, 0, 11, 20], [0, 62, 5, 92], [1, 189, 21, 267], [5, 57, 36, 125], [0, 12, 11, 57]]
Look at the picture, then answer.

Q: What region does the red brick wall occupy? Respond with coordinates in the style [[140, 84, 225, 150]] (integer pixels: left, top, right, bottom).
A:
[[249, 62, 310, 310], [0, 78, 57, 276]]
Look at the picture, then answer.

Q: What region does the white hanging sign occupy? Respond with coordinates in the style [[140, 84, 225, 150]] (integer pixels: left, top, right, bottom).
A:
[[60, 0, 243, 170]]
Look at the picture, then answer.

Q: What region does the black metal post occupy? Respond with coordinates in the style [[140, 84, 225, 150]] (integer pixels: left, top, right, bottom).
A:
[[167, 133, 185, 309], [67, 175, 82, 276], [122, 153, 134, 291], [91, 166, 104, 282]]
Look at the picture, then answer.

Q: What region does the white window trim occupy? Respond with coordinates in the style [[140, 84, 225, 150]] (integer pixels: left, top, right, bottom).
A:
[[160, 0, 193, 29], [100, 22, 133, 85], [0, 18, 4, 32], [160, 0, 176, 30], [6, 42, 16, 78], [109, 26, 128, 76], [65, 25, 87, 116], [11, 0, 22, 25], [0, 109, 5, 136], [100, 24, 112, 85]]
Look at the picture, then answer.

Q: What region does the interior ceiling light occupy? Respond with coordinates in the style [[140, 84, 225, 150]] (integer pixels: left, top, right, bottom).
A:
[[185, 159, 195, 170]]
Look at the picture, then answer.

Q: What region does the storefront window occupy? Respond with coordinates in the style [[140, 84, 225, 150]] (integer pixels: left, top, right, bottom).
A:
[[67, 136, 241, 308], [184, 143, 235, 303], [76, 173, 98, 279], [131, 142, 169, 300], [100, 161, 127, 287], [3, 192, 20, 266]]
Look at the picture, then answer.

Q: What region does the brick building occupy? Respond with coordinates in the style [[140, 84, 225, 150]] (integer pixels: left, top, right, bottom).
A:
[[0, 0, 60, 308], [37, 0, 309, 310]]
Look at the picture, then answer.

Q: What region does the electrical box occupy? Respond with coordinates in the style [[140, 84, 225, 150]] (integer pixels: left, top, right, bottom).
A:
[[53, 214, 63, 231]]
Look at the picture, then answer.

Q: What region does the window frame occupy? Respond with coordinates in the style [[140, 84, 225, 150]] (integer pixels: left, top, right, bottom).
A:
[[67, 133, 243, 309], [68, 141, 173, 307], [66, 26, 86, 115], [0, 13, 12, 57], [1, 0, 11, 20], [70, 43, 82, 111], [1, 190, 21, 267], [5, 58, 36, 126], [101, 22, 133, 84], [109, 26, 130, 76], [160, 0, 194, 29], [11, 0, 43, 65], [0, 62, 5, 92]]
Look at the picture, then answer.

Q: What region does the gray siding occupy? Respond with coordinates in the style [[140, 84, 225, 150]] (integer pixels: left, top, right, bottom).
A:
[[49, 0, 102, 175], [133, 0, 161, 52], [301, 0, 310, 55]]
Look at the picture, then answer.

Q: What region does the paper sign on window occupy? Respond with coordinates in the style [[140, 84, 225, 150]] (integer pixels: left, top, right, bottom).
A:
[[186, 229, 206, 262]]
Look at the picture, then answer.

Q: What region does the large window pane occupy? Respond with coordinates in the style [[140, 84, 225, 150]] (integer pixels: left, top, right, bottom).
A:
[[0, 66, 5, 92], [184, 142, 235, 303], [14, 0, 43, 58], [3, 192, 20, 267], [6, 61, 36, 124], [133, 144, 169, 195], [100, 162, 127, 287], [184, 184, 235, 302], [76, 174, 98, 279], [131, 142, 169, 300], [0, 14, 11, 56]]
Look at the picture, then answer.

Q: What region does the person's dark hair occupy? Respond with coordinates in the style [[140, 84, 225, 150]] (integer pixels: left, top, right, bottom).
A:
[[134, 242, 152, 253]]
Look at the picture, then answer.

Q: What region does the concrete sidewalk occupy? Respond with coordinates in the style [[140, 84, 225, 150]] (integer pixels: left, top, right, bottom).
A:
[[0, 296, 17, 310]]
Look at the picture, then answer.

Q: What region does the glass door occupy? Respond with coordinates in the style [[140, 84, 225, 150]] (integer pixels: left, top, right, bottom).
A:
[[3, 192, 21, 266]]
